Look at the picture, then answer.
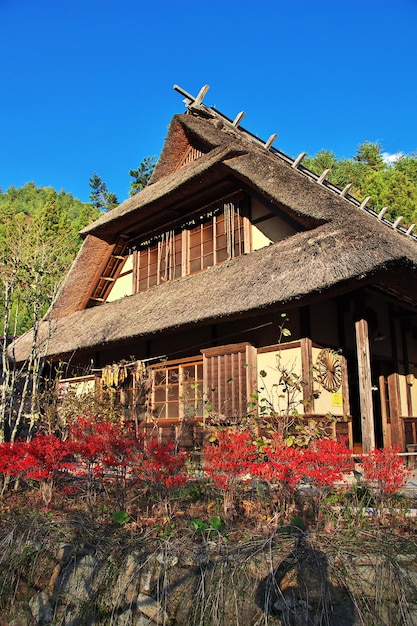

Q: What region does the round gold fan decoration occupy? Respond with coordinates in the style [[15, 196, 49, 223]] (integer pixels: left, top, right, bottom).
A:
[[315, 349, 342, 392]]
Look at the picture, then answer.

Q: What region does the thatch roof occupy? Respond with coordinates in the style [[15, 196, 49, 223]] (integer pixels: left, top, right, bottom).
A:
[[10, 222, 417, 363], [9, 108, 417, 363]]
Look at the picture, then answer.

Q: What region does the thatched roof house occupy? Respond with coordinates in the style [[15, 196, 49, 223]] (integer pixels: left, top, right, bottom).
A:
[[10, 85, 417, 452]]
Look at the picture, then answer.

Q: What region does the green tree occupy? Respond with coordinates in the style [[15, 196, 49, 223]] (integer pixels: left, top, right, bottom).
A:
[[362, 167, 417, 224], [89, 173, 119, 212], [394, 154, 417, 186], [0, 211, 77, 441], [304, 149, 366, 196], [304, 142, 417, 225], [303, 150, 338, 174], [354, 141, 384, 170], [129, 156, 156, 196], [0, 183, 100, 333]]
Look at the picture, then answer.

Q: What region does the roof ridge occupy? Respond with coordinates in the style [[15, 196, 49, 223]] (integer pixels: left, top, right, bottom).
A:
[[173, 84, 417, 243]]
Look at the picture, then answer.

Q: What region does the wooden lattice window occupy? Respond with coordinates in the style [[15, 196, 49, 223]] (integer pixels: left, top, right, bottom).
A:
[[148, 357, 204, 421], [189, 205, 245, 273], [136, 231, 183, 292], [176, 145, 206, 170]]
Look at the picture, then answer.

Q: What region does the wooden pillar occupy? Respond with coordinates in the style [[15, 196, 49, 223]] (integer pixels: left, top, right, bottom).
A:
[[300, 337, 314, 413], [355, 318, 376, 451], [379, 374, 392, 448], [387, 373, 405, 450]]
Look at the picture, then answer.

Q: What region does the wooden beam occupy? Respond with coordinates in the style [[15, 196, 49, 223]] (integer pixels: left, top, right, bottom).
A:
[[388, 373, 405, 450], [379, 374, 391, 448], [340, 183, 353, 197], [194, 84, 210, 107], [341, 356, 353, 447], [292, 152, 307, 168], [300, 337, 314, 413], [232, 111, 246, 127], [245, 344, 258, 406], [378, 207, 388, 220], [393, 216, 403, 229], [173, 84, 210, 108], [360, 196, 371, 210], [173, 84, 194, 102], [355, 317, 376, 452], [406, 223, 416, 235], [264, 134, 278, 150], [317, 168, 330, 184]]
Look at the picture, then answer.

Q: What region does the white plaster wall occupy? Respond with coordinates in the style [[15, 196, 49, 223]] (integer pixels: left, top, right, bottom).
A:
[[257, 347, 304, 415], [106, 255, 134, 302], [251, 199, 297, 250]]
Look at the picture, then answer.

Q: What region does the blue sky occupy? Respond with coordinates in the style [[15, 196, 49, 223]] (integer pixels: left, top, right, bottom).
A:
[[1, 0, 416, 204]]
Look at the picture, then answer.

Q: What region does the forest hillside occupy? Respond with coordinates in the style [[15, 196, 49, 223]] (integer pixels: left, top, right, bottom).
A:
[[0, 183, 100, 335]]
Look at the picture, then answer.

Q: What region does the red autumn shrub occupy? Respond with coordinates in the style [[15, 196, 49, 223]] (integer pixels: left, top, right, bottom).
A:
[[362, 447, 411, 495], [302, 438, 352, 487], [0, 441, 28, 479], [203, 429, 257, 490], [251, 434, 302, 489], [23, 434, 74, 482], [138, 439, 189, 490], [69, 415, 143, 478]]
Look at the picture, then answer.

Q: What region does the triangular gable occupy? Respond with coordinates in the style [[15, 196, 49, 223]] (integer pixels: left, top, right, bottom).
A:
[[175, 144, 206, 171], [150, 114, 239, 184], [150, 115, 223, 183]]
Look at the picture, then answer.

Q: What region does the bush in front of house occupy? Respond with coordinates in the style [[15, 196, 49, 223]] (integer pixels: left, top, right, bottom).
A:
[[0, 420, 413, 534]]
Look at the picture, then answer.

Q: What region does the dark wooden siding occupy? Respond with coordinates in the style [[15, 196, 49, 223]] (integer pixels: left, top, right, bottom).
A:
[[202, 342, 257, 418]]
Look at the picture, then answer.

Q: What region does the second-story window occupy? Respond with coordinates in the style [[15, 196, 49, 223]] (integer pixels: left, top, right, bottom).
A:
[[189, 205, 244, 273], [133, 193, 248, 293], [136, 231, 183, 292]]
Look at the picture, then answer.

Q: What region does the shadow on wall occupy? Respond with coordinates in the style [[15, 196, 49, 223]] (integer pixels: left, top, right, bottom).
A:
[[255, 535, 355, 625]]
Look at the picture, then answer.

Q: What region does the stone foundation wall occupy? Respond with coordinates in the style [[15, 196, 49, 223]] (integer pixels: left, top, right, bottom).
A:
[[1, 526, 417, 626]]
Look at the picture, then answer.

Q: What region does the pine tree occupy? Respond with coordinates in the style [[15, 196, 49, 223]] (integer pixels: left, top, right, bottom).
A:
[[89, 173, 119, 212], [129, 156, 156, 196]]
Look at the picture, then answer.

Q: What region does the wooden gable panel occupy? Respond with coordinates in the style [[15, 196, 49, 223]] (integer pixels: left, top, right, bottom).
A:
[[151, 116, 211, 183], [175, 145, 205, 171]]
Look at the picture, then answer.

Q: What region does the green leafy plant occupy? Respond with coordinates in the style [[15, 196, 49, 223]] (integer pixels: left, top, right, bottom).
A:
[[191, 515, 224, 537], [112, 510, 131, 525], [278, 515, 308, 537]]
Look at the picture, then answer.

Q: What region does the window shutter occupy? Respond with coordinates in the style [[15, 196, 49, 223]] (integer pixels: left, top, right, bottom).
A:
[[202, 342, 257, 418]]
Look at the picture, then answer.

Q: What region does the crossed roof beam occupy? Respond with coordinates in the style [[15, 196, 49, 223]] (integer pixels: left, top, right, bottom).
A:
[[173, 84, 416, 240]]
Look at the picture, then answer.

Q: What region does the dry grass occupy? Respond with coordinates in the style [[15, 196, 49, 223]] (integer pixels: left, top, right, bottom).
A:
[[0, 498, 416, 625]]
